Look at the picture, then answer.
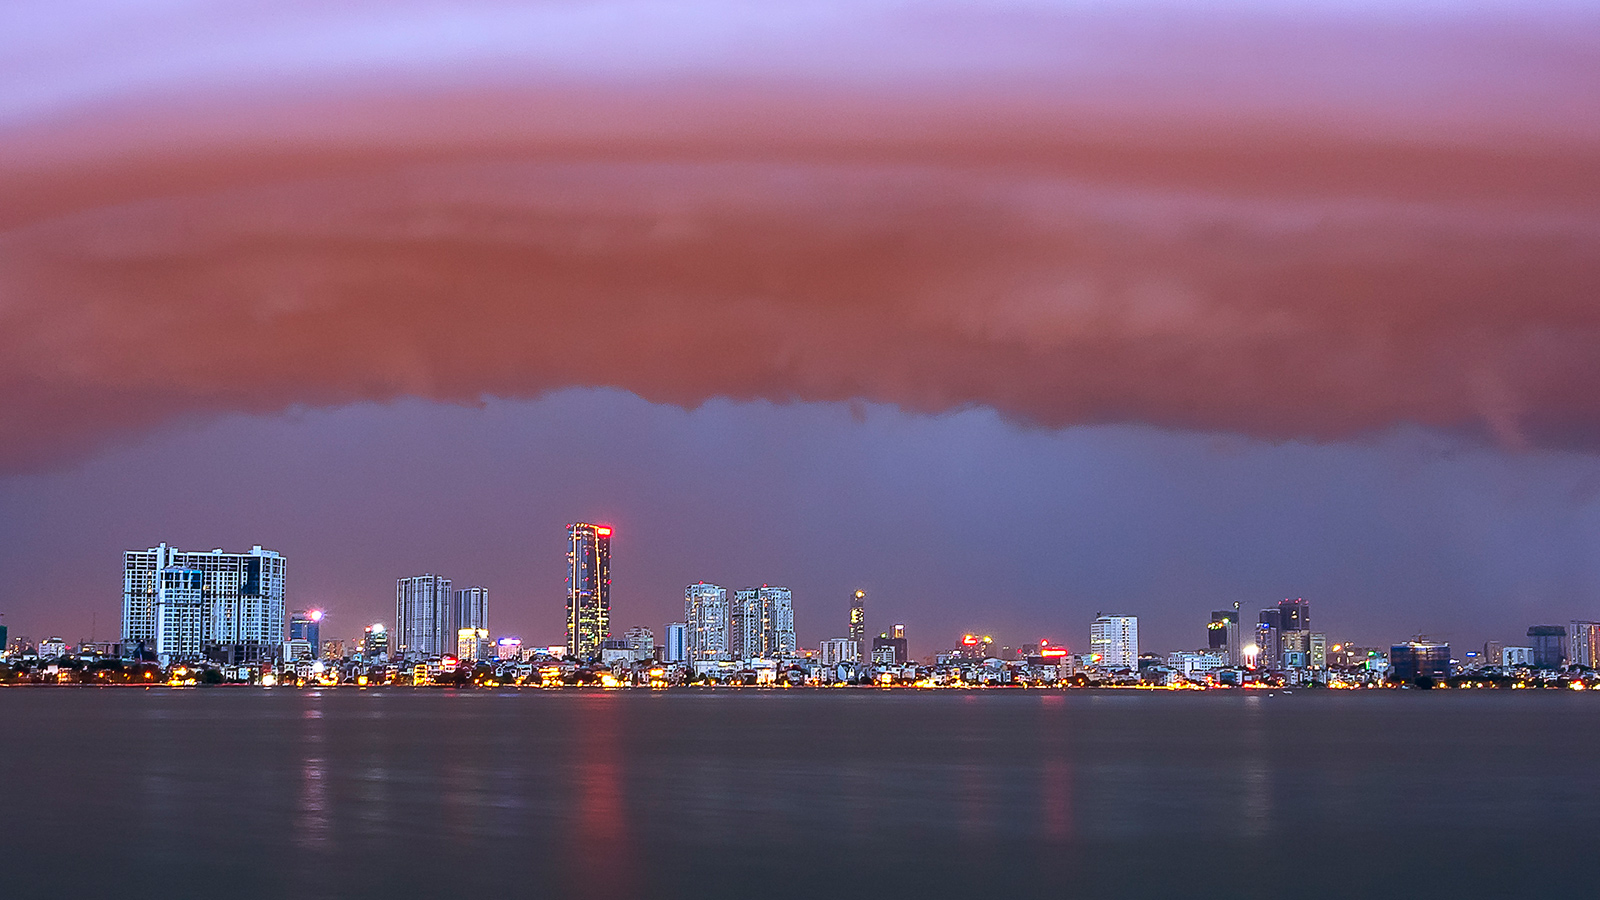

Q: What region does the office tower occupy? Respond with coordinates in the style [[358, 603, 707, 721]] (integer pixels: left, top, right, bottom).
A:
[[1528, 625, 1568, 669], [731, 588, 759, 660], [457, 627, 490, 661], [893, 623, 905, 640], [818, 638, 858, 666], [566, 523, 612, 659], [1569, 622, 1600, 669], [289, 609, 323, 651], [685, 583, 729, 661], [1208, 609, 1242, 665], [454, 586, 490, 636], [1090, 615, 1138, 669], [663, 623, 688, 664], [363, 623, 389, 660], [1308, 633, 1327, 669], [124, 543, 287, 663], [1257, 609, 1282, 668], [1277, 598, 1310, 633], [1390, 641, 1450, 682], [396, 575, 452, 659], [624, 625, 655, 661], [873, 632, 908, 666], [850, 590, 866, 664]]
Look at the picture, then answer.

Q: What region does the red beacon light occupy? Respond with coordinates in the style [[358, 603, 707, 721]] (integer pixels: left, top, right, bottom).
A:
[[596, 526, 612, 536]]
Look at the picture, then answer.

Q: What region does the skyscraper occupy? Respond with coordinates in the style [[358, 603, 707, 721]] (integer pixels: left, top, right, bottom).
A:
[[1257, 608, 1282, 668], [850, 590, 866, 664], [663, 623, 688, 664], [396, 575, 452, 658], [1090, 615, 1138, 670], [123, 543, 286, 663], [566, 523, 612, 659], [731, 587, 759, 660], [686, 583, 729, 662], [1278, 597, 1310, 633], [732, 586, 795, 659], [454, 586, 489, 634]]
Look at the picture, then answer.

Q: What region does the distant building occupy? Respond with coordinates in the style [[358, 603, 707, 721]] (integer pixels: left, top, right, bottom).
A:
[[686, 583, 730, 662], [850, 590, 866, 665], [457, 627, 490, 661], [1257, 609, 1282, 668], [1502, 646, 1535, 667], [566, 524, 612, 659], [1569, 622, 1600, 669], [124, 543, 286, 663], [321, 640, 344, 660], [363, 623, 389, 661], [1482, 640, 1504, 669], [1528, 625, 1568, 669], [454, 586, 490, 635], [1090, 615, 1138, 670], [1169, 651, 1226, 679], [289, 609, 322, 651], [872, 633, 908, 666], [732, 586, 795, 660], [1390, 641, 1451, 682], [396, 575, 452, 659], [599, 639, 633, 667], [1308, 633, 1327, 669], [496, 637, 523, 661], [817, 638, 858, 666], [1278, 597, 1310, 633], [1208, 608, 1240, 665], [624, 626, 655, 661], [0, 624, 7, 655], [37, 636, 67, 659], [663, 623, 688, 664]]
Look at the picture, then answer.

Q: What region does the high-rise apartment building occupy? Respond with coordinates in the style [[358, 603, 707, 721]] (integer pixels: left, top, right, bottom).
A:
[[566, 524, 612, 658], [732, 586, 796, 660], [686, 583, 729, 661], [1569, 622, 1600, 669], [850, 590, 866, 663], [663, 623, 688, 664], [1257, 609, 1282, 668], [454, 586, 490, 635], [1090, 615, 1138, 670], [396, 575, 452, 659], [123, 543, 286, 663]]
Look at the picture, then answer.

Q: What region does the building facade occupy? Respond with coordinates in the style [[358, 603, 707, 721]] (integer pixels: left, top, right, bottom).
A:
[[624, 625, 655, 661], [1390, 641, 1451, 682], [850, 589, 866, 664], [663, 623, 688, 664], [454, 586, 490, 635], [362, 623, 388, 660], [566, 524, 612, 658], [1528, 625, 1568, 669], [1569, 622, 1600, 669], [289, 609, 322, 651], [732, 586, 796, 660], [1090, 615, 1138, 670], [123, 543, 287, 663], [686, 583, 729, 662], [396, 575, 452, 659], [818, 637, 858, 666]]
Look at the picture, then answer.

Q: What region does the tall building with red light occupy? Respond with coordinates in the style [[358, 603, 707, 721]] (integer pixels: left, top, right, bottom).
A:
[[566, 523, 612, 659]]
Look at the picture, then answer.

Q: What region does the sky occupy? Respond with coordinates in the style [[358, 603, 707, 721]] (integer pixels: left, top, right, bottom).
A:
[[1, 0, 1598, 657]]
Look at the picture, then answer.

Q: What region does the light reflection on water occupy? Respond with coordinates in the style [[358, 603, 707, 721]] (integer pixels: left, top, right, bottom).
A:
[[5, 690, 1599, 898]]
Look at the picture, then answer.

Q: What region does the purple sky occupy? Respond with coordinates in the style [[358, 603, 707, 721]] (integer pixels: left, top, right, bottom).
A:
[[2, 0, 1599, 656]]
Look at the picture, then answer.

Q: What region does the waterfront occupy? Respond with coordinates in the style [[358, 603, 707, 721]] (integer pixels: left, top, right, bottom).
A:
[[2, 689, 1595, 898]]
